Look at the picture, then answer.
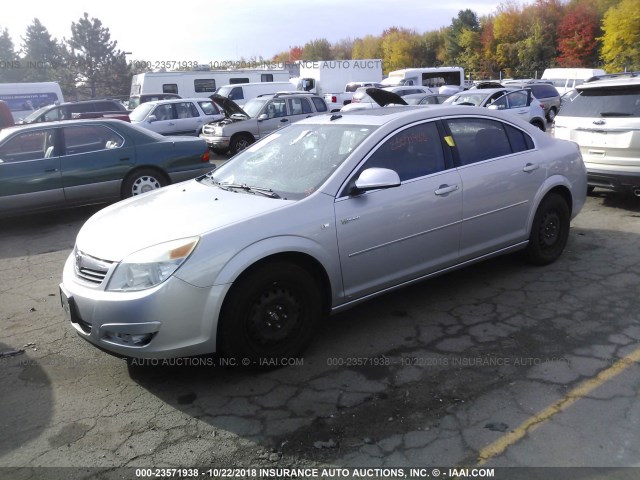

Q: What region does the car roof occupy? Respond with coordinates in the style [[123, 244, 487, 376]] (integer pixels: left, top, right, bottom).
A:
[[297, 104, 537, 128], [1, 118, 128, 135], [453, 88, 506, 95], [138, 97, 212, 106], [577, 76, 640, 90]]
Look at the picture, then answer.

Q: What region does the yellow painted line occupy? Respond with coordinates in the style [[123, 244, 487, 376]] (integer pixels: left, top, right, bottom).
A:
[[477, 346, 640, 465]]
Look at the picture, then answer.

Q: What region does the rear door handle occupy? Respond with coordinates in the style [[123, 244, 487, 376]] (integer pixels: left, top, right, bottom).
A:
[[44, 168, 58, 172], [280, 118, 289, 123], [523, 163, 539, 172], [435, 184, 458, 195]]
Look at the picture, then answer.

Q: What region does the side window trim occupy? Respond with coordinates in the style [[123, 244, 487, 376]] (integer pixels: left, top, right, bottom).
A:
[[442, 116, 536, 168], [336, 119, 453, 199], [61, 124, 125, 155]]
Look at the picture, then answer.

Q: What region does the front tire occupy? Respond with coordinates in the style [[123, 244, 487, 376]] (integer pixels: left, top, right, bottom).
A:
[[122, 168, 168, 199], [229, 133, 253, 156], [525, 193, 570, 265], [218, 261, 322, 364]]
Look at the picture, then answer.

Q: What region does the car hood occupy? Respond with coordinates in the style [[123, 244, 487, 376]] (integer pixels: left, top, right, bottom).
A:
[[76, 180, 292, 261], [209, 93, 248, 118], [366, 88, 408, 107]]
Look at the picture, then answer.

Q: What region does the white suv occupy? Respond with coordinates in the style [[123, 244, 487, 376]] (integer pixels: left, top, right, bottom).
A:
[[552, 75, 640, 195]]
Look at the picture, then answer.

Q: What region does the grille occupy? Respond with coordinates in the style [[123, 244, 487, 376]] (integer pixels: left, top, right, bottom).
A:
[[74, 250, 113, 285]]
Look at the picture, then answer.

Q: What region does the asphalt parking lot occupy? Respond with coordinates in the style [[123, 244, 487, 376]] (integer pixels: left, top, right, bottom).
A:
[[2, 183, 640, 477]]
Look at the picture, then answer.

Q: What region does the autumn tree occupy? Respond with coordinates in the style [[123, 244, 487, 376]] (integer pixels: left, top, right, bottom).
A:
[[352, 35, 383, 60], [556, 2, 600, 67], [272, 46, 304, 64], [600, 0, 640, 71], [381, 28, 421, 72], [420, 30, 445, 67], [444, 9, 480, 66], [331, 38, 354, 60], [302, 38, 332, 61], [479, 16, 500, 78]]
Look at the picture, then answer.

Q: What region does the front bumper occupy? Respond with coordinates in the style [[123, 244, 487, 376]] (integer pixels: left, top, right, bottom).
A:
[[60, 253, 228, 358], [199, 134, 230, 150]]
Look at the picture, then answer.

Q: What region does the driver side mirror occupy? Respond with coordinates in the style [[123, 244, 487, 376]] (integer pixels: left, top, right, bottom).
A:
[[148, 114, 157, 123], [351, 167, 401, 195], [258, 113, 268, 121]]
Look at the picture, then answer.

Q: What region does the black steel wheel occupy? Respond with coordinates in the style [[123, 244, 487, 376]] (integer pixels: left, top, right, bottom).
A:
[[218, 261, 322, 365], [525, 193, 570, 265]]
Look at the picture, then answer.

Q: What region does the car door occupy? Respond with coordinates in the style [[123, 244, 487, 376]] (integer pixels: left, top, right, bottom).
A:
[[335, 120, 463, 300], [442, 117, 545, 261], [490, 90, 531, 121], [148, 103, 178, 135], [256, 98, 289, 139], [287, 97, 314, 122], [172, 101, 203, 135], [0, 127, 64, 215], [60, 123, 135, 204]]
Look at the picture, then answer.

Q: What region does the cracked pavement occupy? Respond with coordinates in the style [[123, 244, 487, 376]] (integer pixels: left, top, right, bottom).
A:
[[2, 191, 640, 474]]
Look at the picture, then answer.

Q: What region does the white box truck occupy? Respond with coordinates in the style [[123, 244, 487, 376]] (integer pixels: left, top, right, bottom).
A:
[[292, 60, 383, 110], [541, 68, 606, 95]]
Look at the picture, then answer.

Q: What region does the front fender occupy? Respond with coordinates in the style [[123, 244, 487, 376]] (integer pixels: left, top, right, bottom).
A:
[[212, 235, 343, 303]]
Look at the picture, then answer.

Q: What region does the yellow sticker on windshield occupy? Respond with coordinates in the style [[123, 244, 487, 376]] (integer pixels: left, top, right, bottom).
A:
[[444, 135, 455, 147]]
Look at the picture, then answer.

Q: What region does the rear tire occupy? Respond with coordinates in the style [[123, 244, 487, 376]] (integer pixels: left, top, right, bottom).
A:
[[218, 261, 322, 365], [525, 193, 570, 265], [122, 168, 168, 199]]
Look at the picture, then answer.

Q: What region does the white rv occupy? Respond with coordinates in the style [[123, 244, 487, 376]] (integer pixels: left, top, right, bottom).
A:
[[215, 82, 295, 106], [0, 82, 64, 122], [541, 68, 606, 95], [130, 70, 290, 101], [382, 67, 465, 92]]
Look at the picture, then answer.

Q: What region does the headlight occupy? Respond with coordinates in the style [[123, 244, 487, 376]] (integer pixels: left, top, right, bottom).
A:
[[106, 237, 199, 292]]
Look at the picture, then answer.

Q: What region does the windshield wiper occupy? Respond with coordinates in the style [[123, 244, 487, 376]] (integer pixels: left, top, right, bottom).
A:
[[216, 182, 281, 198]]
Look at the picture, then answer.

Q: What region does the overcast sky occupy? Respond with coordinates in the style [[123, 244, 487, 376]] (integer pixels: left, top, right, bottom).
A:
[[1, 0, 524, 64]]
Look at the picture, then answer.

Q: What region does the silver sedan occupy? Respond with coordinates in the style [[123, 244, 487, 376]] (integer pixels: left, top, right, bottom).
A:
[[60, 105, 587, 362]]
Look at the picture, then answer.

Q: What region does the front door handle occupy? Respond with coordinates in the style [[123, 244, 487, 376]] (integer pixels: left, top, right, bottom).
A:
[[280, 118, 289, 123], [435, 184, 459, 195], [523, 163, 539, 173]]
